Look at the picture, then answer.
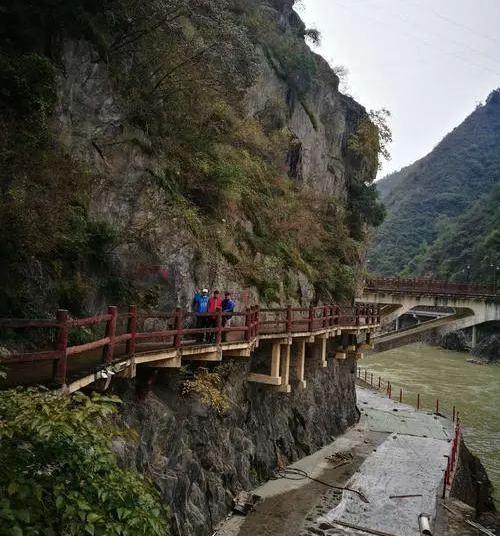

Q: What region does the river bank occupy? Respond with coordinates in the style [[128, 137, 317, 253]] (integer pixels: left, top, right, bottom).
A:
[[363, 343, 500, 504], [216, 385, 495, 535]]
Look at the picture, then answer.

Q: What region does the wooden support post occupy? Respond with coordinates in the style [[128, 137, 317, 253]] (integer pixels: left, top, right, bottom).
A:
[[296, 339, 306, 389], [320, 336, 327, 367], [323, 305, 328, 329], [286, 305, 292, 334], [174, 307, 183, 349], [308, 305, 314, 332], [417, 393, 420, 410], [271, 342, 281, 378], [54, 309, 69, 386], [278, 343, 291, 392], [126, 305, 137, 356], [355, 305, 360, 326], [103, 306, 118, 364], [335, 305, 340, 326]]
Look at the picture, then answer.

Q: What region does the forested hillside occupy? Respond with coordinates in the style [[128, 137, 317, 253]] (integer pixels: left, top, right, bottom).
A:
[[412, 184, 500, 282], [369, 89, 500, 279]]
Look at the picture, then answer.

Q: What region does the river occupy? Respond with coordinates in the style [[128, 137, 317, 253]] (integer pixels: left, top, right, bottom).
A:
[[363, 343, 500, 503]]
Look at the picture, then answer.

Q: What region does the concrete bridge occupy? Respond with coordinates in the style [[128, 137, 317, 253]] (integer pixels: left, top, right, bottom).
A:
[[0, 303, 379, 394], [359, 278, 500, 351]]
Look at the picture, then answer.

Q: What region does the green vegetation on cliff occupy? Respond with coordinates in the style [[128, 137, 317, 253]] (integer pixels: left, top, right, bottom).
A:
[[0, 0, 385, 317], [370, 89, 500, 280]]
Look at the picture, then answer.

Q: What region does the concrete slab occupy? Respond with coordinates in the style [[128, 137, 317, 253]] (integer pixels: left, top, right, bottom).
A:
[[321, 433, 450, 536], [217, 386, 455, 536]]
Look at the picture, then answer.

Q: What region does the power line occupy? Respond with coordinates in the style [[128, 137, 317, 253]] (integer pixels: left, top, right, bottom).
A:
[[329, 0, 500, 77], [412, 0, 500, 47], [386, 4, 500, 68]]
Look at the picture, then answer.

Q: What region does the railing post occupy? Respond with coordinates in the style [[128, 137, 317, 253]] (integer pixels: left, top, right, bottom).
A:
[[244, 307, 251, 342], [216, 307, 223, 345], [126, 305, 137, 356], [103, 306, 118, 364], [286, 305, 292, 334], [174, 307, 183, 349], [355, 305, 360, 326], [251, 306, 256, 338], [322, 305, 328, 329], [308, 305, 314, 332], [255, 305, 260, 339], [54, 309, 69, 386], [335, 305, 340, 326]]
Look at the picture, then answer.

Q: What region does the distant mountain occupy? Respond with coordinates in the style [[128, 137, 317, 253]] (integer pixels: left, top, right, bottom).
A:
[[412, 184, 500, 282], [369, 89, 500, 280]]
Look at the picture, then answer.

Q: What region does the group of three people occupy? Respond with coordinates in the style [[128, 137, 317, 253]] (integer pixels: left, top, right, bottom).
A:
[[192, 289, 236, 342]]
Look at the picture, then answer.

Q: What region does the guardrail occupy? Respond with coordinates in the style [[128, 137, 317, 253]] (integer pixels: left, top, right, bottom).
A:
[[357, 366, 462, 498], [0, 303, 381, 386], [365, 277, 498, 298]]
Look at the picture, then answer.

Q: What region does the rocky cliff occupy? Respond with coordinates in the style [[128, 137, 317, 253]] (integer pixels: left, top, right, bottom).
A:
[[115, 350, 358, 535], [0, 0, 382, 317]]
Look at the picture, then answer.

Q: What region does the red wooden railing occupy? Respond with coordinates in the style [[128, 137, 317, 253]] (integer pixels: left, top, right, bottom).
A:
[[0, 303, 380, 386], [365, 277, 499, 298]]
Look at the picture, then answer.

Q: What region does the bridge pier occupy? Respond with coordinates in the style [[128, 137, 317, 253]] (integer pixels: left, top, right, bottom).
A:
[[278, 343, 291, 393], [471, 325, 477, 348], [296, 339, 307, 389]]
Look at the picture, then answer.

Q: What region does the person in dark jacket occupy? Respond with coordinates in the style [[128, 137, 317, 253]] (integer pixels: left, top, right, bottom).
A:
[[221, 292, 236, 341]]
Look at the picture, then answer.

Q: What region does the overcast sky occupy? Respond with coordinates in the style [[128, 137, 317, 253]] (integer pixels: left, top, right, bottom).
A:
[[298, 0, 500, 178]]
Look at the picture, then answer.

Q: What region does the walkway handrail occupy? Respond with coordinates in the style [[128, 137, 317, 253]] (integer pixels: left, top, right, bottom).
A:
[[365, 277, 499, 298], [0, 302, 381, 386]]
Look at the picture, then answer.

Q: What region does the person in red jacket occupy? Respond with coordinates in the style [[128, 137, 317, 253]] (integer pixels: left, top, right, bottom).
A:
[[207, 290, 222, 342]]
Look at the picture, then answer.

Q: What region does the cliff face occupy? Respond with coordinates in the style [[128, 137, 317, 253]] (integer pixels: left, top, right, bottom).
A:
[[0, 0, 379, 317], [116, 350, 358, 535]]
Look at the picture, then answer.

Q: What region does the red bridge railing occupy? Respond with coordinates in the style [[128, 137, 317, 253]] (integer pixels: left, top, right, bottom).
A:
[[0, 303, 381, 387], [365, 277, 498, 298]]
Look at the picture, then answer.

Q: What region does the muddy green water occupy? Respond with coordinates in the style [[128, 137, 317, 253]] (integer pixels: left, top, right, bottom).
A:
[[363, 343, 500, 502]]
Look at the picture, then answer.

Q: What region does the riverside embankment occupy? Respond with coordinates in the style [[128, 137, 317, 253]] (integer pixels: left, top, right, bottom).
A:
[[363, 343, 500, 504], [217, 385, 479, 536]]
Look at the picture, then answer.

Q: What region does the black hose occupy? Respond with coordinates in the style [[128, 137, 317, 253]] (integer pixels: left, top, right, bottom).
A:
[[273, 467, 369, 503]]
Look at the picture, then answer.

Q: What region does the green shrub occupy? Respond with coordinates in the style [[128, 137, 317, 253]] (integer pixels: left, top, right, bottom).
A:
[[0, 388, 169, 535]]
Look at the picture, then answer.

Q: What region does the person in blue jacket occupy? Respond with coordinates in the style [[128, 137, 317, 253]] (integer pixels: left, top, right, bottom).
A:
[[221, 292, 236, 341], [193, 288, 209, 342]]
